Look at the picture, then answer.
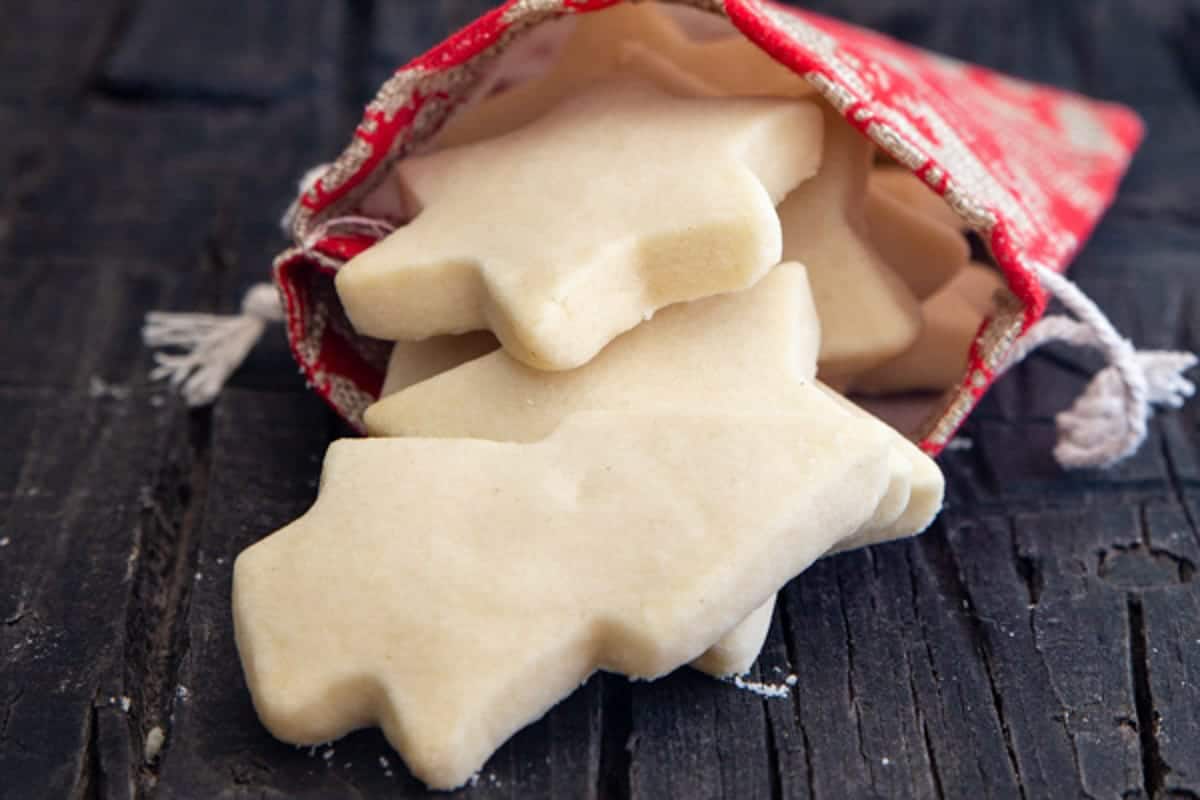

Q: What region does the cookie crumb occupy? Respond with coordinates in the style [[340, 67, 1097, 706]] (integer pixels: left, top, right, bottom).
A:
[[729, 674, 790, 699]]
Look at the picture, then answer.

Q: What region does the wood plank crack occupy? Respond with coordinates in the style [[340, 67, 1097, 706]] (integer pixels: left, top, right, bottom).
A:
[[122, 410, 211, 798], [960, 582, 1028, 799], [919, 533, 1029, 798], [76, 694, 101, 800], [0, 686, 23, 748], [1128, 594, 1170, 799], [921, 720, 946, 800], [835, 569, 872, 782], [597, 675, 633, 800], [760, 695, 783, 800], [775, 591, 817, 800], [907, 550, 949, 796]]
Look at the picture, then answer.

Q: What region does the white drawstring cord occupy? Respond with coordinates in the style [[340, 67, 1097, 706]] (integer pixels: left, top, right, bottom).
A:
[[141, 210, 398, 407], [996, 263, 1197, 469], [144, 164, 400, 406], [143, 284, 285, 406], [142, 213, 398, 405]]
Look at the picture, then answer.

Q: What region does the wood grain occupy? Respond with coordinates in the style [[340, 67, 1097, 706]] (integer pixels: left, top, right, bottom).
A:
[[1, 1, 1198, 797]]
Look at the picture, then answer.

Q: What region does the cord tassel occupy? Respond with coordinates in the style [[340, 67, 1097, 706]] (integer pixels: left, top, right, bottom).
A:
[[996, 263, 1197, 469], [143, 283, 284, 406]]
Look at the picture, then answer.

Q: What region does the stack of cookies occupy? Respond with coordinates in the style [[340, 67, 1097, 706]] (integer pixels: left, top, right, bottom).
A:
[[233, 3, 1004, 790]]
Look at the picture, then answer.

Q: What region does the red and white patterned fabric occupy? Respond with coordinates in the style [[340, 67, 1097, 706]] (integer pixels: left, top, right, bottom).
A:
[[272, 0, 1142, 453]]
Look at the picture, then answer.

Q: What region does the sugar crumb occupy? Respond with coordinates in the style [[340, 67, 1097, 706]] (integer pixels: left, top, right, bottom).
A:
[[729, 674, 790, 699]]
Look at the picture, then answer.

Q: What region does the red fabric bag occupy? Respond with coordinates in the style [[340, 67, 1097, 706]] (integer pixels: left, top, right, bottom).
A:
[[270, 0, 1157, 460]]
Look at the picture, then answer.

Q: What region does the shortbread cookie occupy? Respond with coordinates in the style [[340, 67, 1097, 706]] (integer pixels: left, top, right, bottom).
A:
[[380, 332, 498, 397], [816, 383, 944, 551], [368, 264, 821, 679], [850, 278, 987, 395], [690, 599, 776, 678], [378, 329, 775, 679], [777, 107, 922, 383], [366, 264, 940, 677], [336, 78, 822, 370], [364, 264, 821, 440], [951, 262, 1007, 316], [869, 166, 964, 231], [437, 3, 811, 148], [234, 411, 893, 790], [866, 187, 970, 300]]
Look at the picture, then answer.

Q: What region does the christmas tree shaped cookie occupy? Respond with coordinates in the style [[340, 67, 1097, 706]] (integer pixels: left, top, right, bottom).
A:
[[379, 332, 498, 398], [777, 106, 923, 385], [866, 184, 970, 300], [234, 411, 894, 790], [336, 78, 822, 370], [365, 265, 944, 676], [869, 166, 964, 231], [952, 262, 1008, 315], [852, 264, 1005, 394], [816, 383, 945, 552], [372, 322, 781, 680], [363, 265, 822, 441]]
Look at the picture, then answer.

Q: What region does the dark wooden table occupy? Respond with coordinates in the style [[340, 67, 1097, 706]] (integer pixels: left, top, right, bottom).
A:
[[2, 1, 1199, 797]]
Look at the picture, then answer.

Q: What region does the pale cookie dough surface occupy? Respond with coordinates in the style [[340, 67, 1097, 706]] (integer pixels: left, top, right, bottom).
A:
[[951, 262, 1007, 316], [336, 78, 822, 370], [234, 412, 893, 790], [777, 107, 922, 383], [436, 3, 812, 149], [377, 333, 774, 678], [379, 332, 498, 397], [366, 264, 940, 676], [869, 166, 964, 231], [364, 264, 821, 441], [690, 598, 776, 678], [851, 277, 987, 395], [817, 382, 944, 551], [377, 329, 778, 679], [866, 186, 970, 300], [368, 264, 820, 679]]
